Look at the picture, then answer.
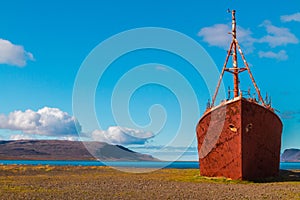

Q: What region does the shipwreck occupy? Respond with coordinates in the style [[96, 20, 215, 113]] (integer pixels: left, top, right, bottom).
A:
[[196, 10, 282, 180]]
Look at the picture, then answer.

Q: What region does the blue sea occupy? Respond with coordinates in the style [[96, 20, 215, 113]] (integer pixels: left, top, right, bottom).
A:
[[0, 160, 299, 170]]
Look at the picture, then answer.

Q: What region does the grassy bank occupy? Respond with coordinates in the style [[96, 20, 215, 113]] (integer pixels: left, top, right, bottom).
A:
[[0, 165, 299, 199]]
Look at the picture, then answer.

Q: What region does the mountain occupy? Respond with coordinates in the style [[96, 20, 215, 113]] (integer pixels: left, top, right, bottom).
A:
[[281, 148, 300, 162], [0, 140, 159, 161]]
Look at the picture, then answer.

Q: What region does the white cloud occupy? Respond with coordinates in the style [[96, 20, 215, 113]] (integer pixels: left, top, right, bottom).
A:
[[0, 38, 34, 67], [59, 136, 80, 141], [281, 12, 300, 22], [198, 24, 231, 49], [10, 134, 34, 140], [130, 146, 198, 161], [198, 21, 298, 49], [259, 20, 299, 47], [198, 24, 256, 52], [0, 107, 80, 136], [92, 126, 154, 145], [258, 50, 288, 61], [198, 20, 299, 61]]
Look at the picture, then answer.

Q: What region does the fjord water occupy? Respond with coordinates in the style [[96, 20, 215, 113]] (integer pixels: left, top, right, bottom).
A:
[[0, 160, 299, 170]]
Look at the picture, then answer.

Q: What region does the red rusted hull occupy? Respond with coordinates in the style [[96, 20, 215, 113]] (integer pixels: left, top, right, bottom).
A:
[[196, 97, 282, 180]]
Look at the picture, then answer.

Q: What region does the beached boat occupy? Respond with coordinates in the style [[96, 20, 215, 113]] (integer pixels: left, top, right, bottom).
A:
[[196, 10, 282, 180]]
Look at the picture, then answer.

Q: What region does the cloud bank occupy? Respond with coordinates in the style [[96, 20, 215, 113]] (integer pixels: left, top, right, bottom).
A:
[[0, 107, 80, 136], [281, 12, 300, 22], [198, 24, 231, 49], [92, 126, 154, 145], [10, 134, 33, 140], [0, 38, 34, 67], [198, 24, 255, 51], [258, 50, 288, 61], [259, 20, 298, 47], [198, 19, 299, 61], [0, 107, 154, 145]]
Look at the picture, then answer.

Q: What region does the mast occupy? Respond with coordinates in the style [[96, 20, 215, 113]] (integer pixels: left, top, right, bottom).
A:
[[231, 10, 239, 98], [211, 10, 266, 107]]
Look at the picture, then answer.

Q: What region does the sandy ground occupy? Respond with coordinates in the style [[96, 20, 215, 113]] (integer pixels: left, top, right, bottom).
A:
[[0, 165, 299, 200]]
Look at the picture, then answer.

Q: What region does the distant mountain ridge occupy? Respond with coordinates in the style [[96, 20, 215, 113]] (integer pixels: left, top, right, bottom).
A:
[[281, 148, 300, 162], [0, 140, 159, 161]]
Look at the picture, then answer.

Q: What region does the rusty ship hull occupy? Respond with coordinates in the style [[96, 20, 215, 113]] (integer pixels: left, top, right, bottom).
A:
[[196, 97, 282, 180]]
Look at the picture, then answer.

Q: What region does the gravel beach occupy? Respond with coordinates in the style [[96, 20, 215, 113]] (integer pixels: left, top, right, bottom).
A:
[[0, 165, 299, 200]]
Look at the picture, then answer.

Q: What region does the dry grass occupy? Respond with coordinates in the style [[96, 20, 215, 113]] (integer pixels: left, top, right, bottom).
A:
[[0, 165, 299, 199]]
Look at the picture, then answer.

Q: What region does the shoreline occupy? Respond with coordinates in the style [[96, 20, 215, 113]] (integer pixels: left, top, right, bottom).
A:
[[0, 160, 300, 171]]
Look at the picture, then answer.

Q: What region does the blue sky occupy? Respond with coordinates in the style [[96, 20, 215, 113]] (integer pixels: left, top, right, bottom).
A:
[[0, 0, 299, 161]]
